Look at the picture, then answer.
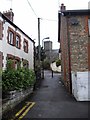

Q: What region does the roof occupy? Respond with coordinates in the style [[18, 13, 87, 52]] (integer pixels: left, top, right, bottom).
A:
[[0, 12, 35, 43], [59, 9, 90, 16]]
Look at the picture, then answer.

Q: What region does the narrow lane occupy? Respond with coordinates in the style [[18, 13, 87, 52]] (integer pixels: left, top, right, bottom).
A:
[[23, 70, 88, 118], [2, 70, 88, 119]]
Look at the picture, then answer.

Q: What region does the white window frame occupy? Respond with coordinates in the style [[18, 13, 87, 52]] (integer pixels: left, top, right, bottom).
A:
[[23, 41, 28, 53], [16, 35, 20, 48], [9, 31, 14, 45]]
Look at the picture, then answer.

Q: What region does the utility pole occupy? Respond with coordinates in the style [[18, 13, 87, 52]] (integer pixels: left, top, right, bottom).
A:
[[38, 18, 41, 61], [37, 18, 41, 80]]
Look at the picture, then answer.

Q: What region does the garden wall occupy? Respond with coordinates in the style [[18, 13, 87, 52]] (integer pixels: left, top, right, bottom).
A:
[[2, 87, 33, 113]]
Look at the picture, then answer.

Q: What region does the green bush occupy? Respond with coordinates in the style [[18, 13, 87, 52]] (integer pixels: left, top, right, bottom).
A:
[[56, 59, 61, 67], [2, 68, 36, 93], [43, 59, 50, 70], [6, 59, 14, 71]]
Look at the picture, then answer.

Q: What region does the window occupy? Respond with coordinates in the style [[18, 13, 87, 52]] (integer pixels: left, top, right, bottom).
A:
[[16, 35, 20, 48], [8, 27, 15, 46], [22, 59, 29, 68], [88, 19, 90, 36], [15, 60, 21, 69], [8, 27, 21, 48], [8, 31, 14, 45], [7, 54, 21, 69], [15, 61, 18, 69], [23, 62, 28, 68], [15, 33, 21, 49], [23, 39, 28, 53]]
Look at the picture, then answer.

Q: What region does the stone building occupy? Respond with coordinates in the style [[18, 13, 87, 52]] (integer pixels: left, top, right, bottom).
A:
[[58, 4, 90, 101], [44, 41, 59, 63], [0, 9, 35, 70]]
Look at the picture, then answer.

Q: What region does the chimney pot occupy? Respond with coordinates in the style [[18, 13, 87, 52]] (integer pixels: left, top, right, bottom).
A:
[[60, 3, 66, 12]]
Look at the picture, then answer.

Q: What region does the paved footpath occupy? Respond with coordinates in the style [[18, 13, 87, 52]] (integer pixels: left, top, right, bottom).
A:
[[2, 70, 89, 119]]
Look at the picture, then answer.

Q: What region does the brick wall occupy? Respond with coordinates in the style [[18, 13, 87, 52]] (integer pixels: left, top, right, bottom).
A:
[[69, 16, 88, 72], [60, 16, 71, 93], [60, 14, 89, 93]]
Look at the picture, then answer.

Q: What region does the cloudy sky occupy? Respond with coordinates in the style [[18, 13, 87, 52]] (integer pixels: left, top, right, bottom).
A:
[[0, 0, 89, 49]]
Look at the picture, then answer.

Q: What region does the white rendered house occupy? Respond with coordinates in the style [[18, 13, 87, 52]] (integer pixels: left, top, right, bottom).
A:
[[0, 9, 35, 70]]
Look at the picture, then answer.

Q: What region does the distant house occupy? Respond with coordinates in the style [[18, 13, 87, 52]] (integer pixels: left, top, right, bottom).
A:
[[0, 9, 35, 70], [58, 4, 90, 101]]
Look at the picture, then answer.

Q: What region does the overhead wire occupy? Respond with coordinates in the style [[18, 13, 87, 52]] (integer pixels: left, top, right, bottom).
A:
[[26, 0, 38, 18], [26, 0, 57, 22], [41, 17, 57, 22]]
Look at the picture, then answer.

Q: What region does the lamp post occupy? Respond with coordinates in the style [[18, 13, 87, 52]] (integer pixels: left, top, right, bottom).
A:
[[42, 37, 50, 48]]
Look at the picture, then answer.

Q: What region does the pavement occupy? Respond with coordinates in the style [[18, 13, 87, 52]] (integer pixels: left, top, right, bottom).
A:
[[2, 70, 89, 119]]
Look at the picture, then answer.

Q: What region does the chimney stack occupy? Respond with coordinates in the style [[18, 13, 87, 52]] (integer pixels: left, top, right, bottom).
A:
[[3, 8, 14, 22], [60, 3, 66, 12]]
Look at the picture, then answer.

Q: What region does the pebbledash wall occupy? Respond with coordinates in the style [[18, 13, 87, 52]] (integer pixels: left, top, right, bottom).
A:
[[0, 11, 35, 70], [58, 4, 90, 101]]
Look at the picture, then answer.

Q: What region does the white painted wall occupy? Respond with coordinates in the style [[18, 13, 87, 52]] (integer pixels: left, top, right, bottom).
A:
[[72, 71, 90, 101], [0, 16, 34, 70], [0, 17, 3, 52], [88, 1, 90, 9], [50, 62, 61, 72]]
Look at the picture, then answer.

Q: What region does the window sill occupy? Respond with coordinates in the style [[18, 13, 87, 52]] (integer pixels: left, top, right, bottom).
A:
[[8, 43, 15, 46]]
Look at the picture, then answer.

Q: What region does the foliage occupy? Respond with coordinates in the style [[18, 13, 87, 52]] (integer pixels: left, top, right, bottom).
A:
[[34, 60, 41, 81], [2, 60, 36, 93], [0, 68, 2, 76], [43, 59, 50, 69], [6, 59, 14, 71], [35, 60, 41, 71], [56, 59, 61, 67], [2, 68, 36, 92]]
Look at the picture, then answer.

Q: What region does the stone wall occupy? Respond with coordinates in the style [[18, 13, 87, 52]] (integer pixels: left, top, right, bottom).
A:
[[69, 15, 90, 101], [2, 87, 33, 114], [69, 16, 88, 72]]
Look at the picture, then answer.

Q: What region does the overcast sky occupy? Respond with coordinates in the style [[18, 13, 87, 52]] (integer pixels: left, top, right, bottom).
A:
[[0, 0, 89, 49]]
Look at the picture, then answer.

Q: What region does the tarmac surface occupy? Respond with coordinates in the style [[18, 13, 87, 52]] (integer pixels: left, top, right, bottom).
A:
[[2, 70, 89, 119]]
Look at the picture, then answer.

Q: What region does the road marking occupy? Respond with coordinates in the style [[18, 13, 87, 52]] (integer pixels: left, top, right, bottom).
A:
[[18, 102, 35, 119], [15, 102, 31, 117], [13, 102, 35, 120]]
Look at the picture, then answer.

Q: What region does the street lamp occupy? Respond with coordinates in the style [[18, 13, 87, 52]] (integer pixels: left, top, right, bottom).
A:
[[42, 37, 50, 48]]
